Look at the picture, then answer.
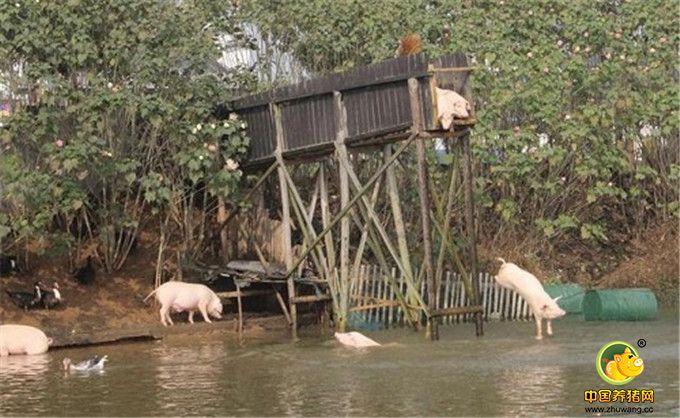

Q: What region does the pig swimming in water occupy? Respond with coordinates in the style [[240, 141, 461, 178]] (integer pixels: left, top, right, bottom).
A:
[[0, 324, 53, 356], [144, 281, 223, 326], [334, 331, 381, 348], [495, 258, 566, 340]]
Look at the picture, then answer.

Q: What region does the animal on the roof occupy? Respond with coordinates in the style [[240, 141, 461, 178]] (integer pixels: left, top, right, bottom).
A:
[[395, 33, 423, 57]]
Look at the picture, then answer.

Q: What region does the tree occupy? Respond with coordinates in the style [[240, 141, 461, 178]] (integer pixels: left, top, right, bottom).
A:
[[0, 0, 251, 271]]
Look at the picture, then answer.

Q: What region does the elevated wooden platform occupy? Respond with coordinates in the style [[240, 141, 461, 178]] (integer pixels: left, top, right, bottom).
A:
[[231, 53, 475, 168]]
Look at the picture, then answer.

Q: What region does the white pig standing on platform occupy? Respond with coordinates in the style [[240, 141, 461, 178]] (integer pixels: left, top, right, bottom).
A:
[[0, 324, 53, 356], [144, 281, 223, 326], [495, 258, 565, 339]]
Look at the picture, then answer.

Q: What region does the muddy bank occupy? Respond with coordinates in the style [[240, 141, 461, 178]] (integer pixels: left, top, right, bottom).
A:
[[0, 245, 307, 348], [48, 313, 301, 349]]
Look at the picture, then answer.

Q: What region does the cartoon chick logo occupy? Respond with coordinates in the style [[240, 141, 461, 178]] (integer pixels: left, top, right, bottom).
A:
[[596, 341, 644, 385]]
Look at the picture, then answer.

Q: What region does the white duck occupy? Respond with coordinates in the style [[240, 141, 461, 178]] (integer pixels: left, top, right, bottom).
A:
[[62, 355, 108, 372]]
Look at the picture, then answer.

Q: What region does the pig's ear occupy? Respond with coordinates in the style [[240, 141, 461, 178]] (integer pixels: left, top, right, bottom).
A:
[[553, 296, 563, 302], [614, 354, 622, 362]]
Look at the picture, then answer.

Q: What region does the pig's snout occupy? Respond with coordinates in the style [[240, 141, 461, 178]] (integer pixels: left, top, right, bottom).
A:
[[634, 358, 643, 367]]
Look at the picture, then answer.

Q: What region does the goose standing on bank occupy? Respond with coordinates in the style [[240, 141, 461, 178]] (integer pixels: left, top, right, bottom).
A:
[[38, 282, 62, 309], [62, 355, 108, 372], [5, 283, 42, 310]]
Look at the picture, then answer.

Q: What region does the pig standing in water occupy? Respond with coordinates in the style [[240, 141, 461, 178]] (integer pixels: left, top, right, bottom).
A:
[[144, 281, 223, 326], [495, 258, 566, 339], [0, 324, 53, 356]]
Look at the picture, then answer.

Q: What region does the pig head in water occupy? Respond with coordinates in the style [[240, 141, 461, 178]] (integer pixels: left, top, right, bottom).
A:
[[144, 281, 223, 326], [495, 258, 565, 339], [0, 324, 53, 356]]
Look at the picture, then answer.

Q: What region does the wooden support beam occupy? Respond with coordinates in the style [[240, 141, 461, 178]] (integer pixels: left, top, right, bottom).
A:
[[235, 284, 243, 335], [431, 305, 483, 317], [334, 91, 351, 331], [272, 103, 297, 339], [278, 158, 334, 312], [216, 289, 274, 298], [462, 132, 483, 337], [350, 301, 402, 311], [307, 169, 321, 224], [319, 164, 336, 273], [291, 294, 333, 304], [434, 158, 459, 291], [384, 144, 413, 282], [350, 176, 383, 290], [272, 286, 292, 325], [409, 77, 438, 341], [336, 145, 427, 326], [285, 132, 418, 277]]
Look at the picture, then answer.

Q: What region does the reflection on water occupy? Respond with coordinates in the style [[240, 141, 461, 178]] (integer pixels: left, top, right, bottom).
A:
[[0, 312, 678, 416], [497, 366, 566, 416], [0, 354, 50, 411]]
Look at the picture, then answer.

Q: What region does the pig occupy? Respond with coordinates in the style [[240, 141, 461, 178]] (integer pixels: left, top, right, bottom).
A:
[[144, 281, 223, 326], [334, 331, 381, 348], [0, 324, 53, 356], [495, 258, 566, 339]]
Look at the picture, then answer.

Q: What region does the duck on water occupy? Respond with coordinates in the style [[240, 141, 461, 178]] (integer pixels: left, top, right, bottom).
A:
[[62, 355, 108, 372]]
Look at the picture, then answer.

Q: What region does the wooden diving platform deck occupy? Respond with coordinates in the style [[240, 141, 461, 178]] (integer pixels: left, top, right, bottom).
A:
[[231, 52, 475, 168]]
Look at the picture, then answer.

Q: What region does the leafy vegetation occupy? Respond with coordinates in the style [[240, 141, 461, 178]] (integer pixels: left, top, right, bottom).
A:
[[0, 0, 676, 287], [243, 0, 678, 280], [0, 0, 251, 271]]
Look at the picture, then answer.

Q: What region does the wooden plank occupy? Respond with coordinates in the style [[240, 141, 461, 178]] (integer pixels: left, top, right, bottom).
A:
[[431, 305, 484, 317], [385, 144, 413, 284], [273, 287, 292, 325], [272, 103, 297, 339], [350, 300, 402, 312], [216, 289, 274, 298], [334, 91, 350, 332], [410, 77, 437, 340], [292, 294, 333, 304], [233, 54, 430, 110]]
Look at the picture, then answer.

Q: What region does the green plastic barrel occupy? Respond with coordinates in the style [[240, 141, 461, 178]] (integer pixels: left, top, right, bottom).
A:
[[544, 283, 585, 314], [583, 288, 658, 321]]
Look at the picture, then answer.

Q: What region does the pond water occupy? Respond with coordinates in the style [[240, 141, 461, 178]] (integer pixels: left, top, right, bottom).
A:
[[1, 311, 678, 417]]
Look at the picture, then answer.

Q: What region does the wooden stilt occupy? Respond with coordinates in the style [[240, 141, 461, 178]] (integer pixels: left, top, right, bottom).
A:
[[336, 146, 427, 325], [272, 286, 292, 325], [409, 77, 438, 341], [384, 144, 413, 283], [286, 132, 418, 276], [235, 283, 243, 335], [462, 131, 483, 337], [334, 92, 351, 332], [272, 103, 297, 339]]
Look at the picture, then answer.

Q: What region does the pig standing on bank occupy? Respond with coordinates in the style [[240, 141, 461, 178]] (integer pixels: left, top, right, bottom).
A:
[[144, 281, 223, 326], [0, 324, 53, 356], [495, 258, 565, 339]]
